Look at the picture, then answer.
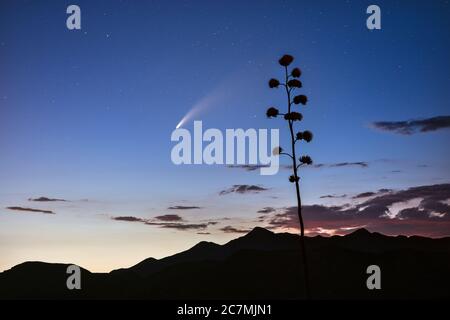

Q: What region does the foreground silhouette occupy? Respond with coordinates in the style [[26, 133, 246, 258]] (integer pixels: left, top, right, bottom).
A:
[[266, 54, 315, 298], [1, 227, 450, 299]]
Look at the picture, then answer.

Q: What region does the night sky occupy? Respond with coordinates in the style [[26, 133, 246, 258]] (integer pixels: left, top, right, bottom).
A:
[[1, 0, 449, 272]]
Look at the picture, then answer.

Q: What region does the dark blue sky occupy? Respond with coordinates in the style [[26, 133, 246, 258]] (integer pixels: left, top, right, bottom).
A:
[[1, 0, 449, 271]]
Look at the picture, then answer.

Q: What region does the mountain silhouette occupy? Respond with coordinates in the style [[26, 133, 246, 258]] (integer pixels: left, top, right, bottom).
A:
[[1, 228, 449, 299], [111, 227, 300, 278]]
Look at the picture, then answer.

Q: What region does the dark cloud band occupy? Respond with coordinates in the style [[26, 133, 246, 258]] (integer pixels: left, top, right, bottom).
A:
[[372, 116, 450, 135], [28, 197, 67, 202], [167, 206, 202, 210], [219, 184, 268, 195], [260, 183, 450, 237], [6, 206, 55, 214]]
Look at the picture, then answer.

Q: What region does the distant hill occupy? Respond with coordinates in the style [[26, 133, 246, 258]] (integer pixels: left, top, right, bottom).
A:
[[1, 227, 449, 299]]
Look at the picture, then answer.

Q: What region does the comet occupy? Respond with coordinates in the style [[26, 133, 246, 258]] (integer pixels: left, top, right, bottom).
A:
[[176, 91, 221, 129], [175, 72, 242, 129]]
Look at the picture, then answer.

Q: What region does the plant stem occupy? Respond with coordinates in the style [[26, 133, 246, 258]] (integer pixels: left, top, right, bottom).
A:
[[284, 66, 311, 299]]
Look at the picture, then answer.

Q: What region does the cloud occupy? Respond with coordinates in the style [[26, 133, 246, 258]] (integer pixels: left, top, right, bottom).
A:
[[352, 192, 376, 199], [357, 184, 450, 219], [111, 215, 215, 231], [329, 162, 368, 168], [257, 207, 276, 214], [167, 206, 202, 210], [320, 194, 347, 199], [110, 184, 450, 237], [6, 206, 55, 214], [353, 189, 394, 199], [267, 205, 353, 230], [264, 183, 450, 237], [111, 216, 145, 222], [146, 222, 208, 230], [154, 214, 183, 222], [306, 162, 368, 169], [372, 116, 450, 135], [227, 164, 270, 171], [219, 185, 268, 195], [28, 197, 67, 202], [220, 226, 252, 234], [197, 232, 211, 235], [230, 163, 368, 171]]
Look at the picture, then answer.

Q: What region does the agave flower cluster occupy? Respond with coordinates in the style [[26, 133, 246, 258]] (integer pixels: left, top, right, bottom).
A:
[[266, 54, 313, 183], [266, 54, 314, 298]]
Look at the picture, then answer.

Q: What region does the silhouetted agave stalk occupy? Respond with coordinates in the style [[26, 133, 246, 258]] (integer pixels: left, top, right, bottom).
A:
[[266, 54, 313, 298]]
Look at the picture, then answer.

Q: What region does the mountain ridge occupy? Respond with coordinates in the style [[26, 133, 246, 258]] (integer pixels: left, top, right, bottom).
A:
[[3, 227, 450, 275], [1, 227, 449, 299]]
